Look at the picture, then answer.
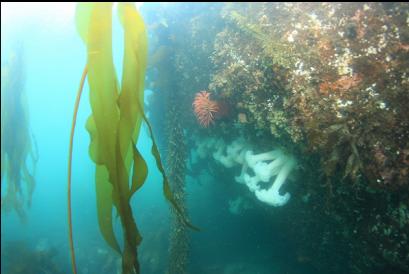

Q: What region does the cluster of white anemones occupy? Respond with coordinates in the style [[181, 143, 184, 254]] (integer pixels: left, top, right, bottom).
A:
[[194, 137, 297, 207]]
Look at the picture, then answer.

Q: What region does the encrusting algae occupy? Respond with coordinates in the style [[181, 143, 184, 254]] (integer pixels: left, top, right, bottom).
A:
[[146, 2, 409, 273]]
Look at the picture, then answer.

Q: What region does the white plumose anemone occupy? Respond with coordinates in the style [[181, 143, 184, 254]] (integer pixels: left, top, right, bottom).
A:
[[242, 149, 295, 206], [254, 155, 296, 206], [195, 137, 297, 207]]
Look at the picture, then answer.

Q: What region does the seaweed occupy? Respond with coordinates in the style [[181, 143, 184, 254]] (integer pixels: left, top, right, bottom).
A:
[[1, 43, 38, 221], [67, 3, 197, 274]]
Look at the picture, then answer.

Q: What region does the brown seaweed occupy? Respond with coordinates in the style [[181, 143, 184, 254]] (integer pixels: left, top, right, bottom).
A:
[[1, 44, 37, 222], [67, 3, 197, 274]]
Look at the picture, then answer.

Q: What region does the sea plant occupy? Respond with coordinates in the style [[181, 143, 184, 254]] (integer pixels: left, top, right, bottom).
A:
[[1, 44, 38, 221], [67, 3, 196, 274]]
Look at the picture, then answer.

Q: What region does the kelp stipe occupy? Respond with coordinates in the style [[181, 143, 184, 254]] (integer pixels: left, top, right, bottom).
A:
[[68, 3, 197, 274], [67, 66, 88, 274]]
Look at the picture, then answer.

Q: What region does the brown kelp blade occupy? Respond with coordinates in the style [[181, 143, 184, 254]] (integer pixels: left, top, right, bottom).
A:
[[76, 3, 143, 274], [72, 3, 198, 274], [130, 141, 148, 195], [85, 111, 121, 253]]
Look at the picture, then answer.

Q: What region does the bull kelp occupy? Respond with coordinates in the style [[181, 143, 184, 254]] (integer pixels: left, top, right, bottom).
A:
[[68, 3, 196, 274], [1, 44, 37, 221]]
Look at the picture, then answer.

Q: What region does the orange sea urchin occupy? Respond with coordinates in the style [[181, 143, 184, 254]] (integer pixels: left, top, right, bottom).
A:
[[193, 91, 219, 127]]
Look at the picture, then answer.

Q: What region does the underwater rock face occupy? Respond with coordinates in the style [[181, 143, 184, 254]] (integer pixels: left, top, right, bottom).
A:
[[147, 2, 409, 273], [213, 2, 409, 189], [1, 240, 65, 274]]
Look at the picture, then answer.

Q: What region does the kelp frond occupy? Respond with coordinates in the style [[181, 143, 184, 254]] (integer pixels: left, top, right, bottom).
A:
[[68, 3, 197, 274], [1, 43, 37, 222]]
